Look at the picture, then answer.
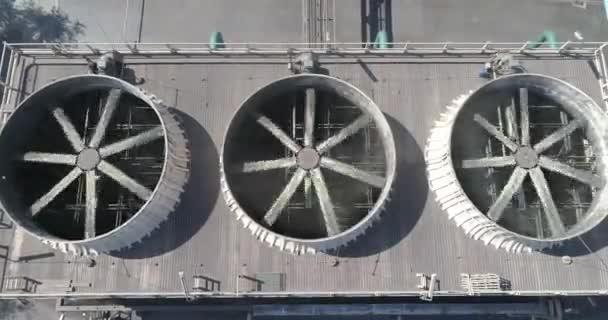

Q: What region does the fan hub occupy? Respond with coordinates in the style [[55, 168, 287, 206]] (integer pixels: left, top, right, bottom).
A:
[[297, 147, 320, 170], [515, 146, 538, 169], [77, 148, 101, 171]]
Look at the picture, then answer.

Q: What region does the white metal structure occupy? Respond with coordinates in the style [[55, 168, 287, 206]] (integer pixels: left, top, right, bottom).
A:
[[3, 41, 608, 114]]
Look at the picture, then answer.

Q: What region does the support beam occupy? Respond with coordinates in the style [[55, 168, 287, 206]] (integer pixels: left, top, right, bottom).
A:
[[252, 303, 549, 317]]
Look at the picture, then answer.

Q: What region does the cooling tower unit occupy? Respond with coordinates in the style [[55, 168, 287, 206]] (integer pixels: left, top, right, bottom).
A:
[[426, 74, 608, 252], [221, 74, 396, 254], [0, 75, 190, 256]]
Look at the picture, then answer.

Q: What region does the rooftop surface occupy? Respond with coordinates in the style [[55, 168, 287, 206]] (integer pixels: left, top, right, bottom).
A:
[[0, 51, 607, 296], [2, 0, 608, 303]]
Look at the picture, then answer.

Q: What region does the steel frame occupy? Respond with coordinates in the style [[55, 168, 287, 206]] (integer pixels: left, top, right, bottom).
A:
[[3, 41, 608, 110], [2, 41, 608, 298], [0, 288, 608, 299], [3, 41, 605, 56], [594, 43, 608, 110]]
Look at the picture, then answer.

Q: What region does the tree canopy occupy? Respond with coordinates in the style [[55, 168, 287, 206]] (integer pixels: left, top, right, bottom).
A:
[[0, 0, 84, 44]]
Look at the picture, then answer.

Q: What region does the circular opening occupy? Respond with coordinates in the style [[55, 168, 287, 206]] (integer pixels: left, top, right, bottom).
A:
[[451, 75, 606, 241], [0, 76, 167, 241], [222, 75, 395, 243]]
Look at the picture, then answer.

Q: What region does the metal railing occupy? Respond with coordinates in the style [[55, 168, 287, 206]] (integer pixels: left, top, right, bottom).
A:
[[3, 41, 608, 111], [2, 42, 608, 298], [0, 288, 607, 299], [594, 43, 608, 110], [3, 41, 606, 57]]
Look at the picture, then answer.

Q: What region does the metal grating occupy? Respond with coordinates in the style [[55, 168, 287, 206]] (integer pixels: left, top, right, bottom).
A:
[[3, 277, 38, 292], [460, 273, 510, 294]]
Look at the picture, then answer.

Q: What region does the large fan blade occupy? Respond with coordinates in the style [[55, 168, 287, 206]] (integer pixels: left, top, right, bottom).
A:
[[538, 156, 602, 188], [310, 168, 341, 236], [519, 88, 530, 146], [304, 88, 316, 147], [263, 168, 306, 226], [461, 156, 516, 169], [89, 88, 122, 148], [534, 119, 582, 153], [31, 167, 83, 216], [52, 108, 85, 152], [316, 115, 371, 153], [99, 126, 164, 157], [241, 158, 297, 173], [320, 157, 385, 188], [98, 160, 152, 201], [487, 167, 527, 221], [473, 114, 518, 151], [529, 167, 566, 236], [20, 152, 77, 165], [84, 170, 98, 238]]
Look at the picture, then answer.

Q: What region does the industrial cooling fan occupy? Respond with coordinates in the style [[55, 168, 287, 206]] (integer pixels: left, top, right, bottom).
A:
[[0, 75, 190, 256], [221, 74, 396, 254], [426, 74, 608, 252]]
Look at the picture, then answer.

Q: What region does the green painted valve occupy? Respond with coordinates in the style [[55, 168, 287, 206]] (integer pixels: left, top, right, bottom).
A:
[[210, 31, 225, 49], [527, 30, 558, 49], [373, 31, 390, 49]]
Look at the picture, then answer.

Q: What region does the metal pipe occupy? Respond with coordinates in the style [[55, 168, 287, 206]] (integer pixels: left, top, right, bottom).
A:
[[13, 48, 598, 58], [53, 302, 548, 315], [593, 50, 608, 111], [0, 289, 606, 299], [597, 46, 608, 110], [0, 42, 7, 81], [178, 271, 191, 300], [601, 48, 608, 89], [7, 50, 21, 104], [2, 50, 14, 106], [1, 48, 11, 106], [4, 41, 606, 46], [5, 41, 603, 55]]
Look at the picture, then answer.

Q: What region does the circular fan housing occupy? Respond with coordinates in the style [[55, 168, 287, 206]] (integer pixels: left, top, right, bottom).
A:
[[426, 74, 608, 252], [221, 74, 396, 254], [0, 75, 190, 256]]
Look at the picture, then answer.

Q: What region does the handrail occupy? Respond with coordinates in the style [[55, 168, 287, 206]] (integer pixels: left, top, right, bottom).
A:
[[4, 41, 605, 58], [0, 289, 607, 299]]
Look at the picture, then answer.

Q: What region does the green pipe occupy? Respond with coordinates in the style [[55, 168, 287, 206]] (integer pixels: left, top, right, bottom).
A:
[[373, 31, 390, 49], [528, 30, 558, 49]]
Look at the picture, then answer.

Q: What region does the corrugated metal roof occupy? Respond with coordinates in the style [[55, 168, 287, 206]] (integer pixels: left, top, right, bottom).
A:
[[3, 57, 608, 295]]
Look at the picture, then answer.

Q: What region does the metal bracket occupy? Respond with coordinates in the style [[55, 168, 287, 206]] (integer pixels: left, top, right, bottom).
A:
[[0, 80, 19, 92], [165, 44, 178, 54], [178, 271, 194, 301], [572, 0, 587, 9], [237, 274, 264, 292], [126, 44, 139, 54], [50, 45, 64, 55], [290, 52, 319, 74], [85, 44, 100, 55], [416, 273, 438, 301], [547, 298, 564, 320]]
